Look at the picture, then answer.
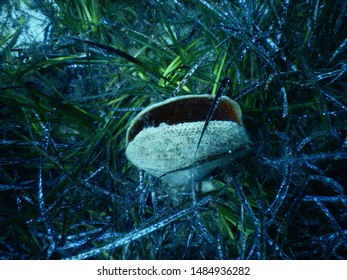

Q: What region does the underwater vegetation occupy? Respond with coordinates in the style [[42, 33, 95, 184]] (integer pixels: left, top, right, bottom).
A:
[[0, 0, 346, 259]]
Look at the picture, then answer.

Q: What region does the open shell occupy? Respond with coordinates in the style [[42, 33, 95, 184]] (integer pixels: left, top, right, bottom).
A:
[[125, 95, 249, 185]]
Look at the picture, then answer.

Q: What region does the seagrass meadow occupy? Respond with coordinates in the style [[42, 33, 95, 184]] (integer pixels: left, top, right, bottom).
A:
[[0, 0, 346, 259]]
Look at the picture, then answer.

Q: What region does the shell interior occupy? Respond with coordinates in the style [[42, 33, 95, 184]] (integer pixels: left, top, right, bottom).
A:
[[126, 94, 243, 144]]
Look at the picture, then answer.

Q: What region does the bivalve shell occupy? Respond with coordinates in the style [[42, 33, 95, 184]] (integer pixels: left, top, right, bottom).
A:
[[125, 95, 249, 185]]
